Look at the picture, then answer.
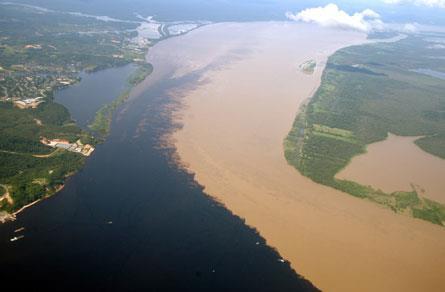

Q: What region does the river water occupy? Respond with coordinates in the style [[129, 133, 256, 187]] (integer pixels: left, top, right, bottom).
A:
[[337, 133, 445, 204], [55, 64, 137, 129], [0, 28, 317, 291]]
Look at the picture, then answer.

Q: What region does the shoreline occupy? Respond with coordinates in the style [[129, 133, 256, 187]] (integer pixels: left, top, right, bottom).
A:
[[0, 62, 146, 223], [0, 183, 67, 224], [12, 185, 65, 217], [336, 133, 445, 205], [0, 21, 208, 223], [166, 23, 445, 291]]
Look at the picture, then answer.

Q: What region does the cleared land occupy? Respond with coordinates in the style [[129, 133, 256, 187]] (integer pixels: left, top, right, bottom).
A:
[[143, 23, 445, 292]]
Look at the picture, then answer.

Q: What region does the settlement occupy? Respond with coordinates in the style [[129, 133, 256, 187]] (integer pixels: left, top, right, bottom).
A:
[[41, 137, 95, 156]]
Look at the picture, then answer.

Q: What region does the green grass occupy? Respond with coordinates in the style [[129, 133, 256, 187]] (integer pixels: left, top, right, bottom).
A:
[[285, 34, 445, 226]]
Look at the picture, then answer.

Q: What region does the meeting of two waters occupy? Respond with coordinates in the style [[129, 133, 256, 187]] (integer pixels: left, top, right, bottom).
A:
[[0, 40, 316, 291], [2, 21, 444, 292]]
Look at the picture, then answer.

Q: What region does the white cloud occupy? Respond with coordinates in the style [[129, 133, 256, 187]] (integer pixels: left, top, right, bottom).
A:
[[286, 4, 384, 33], [402, 23, 418, 33], [383, 0, 445, 8]]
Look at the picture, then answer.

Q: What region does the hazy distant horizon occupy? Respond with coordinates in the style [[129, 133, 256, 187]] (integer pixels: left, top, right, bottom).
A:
[[2, 0, 445, 25]]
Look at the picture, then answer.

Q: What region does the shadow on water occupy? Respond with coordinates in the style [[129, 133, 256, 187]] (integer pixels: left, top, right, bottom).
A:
[[0, 65, 319, 291]]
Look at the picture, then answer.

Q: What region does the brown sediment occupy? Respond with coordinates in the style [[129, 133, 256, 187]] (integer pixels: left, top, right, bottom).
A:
[[142, 22, 445, 292], [337, 133, 445, 204]]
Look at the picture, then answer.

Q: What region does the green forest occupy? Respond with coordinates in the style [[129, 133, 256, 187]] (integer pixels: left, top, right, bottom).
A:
[[0, 4, 150, 213], [0, 100, 88, 211], [89, 63, 153, 137], [285, 34, 445, 226]]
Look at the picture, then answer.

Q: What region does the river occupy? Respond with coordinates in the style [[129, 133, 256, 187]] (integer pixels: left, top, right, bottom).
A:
[[55, 64, 137, 129], [0, 27, 317, 291], [157, 22, 445, 292], [336, 133, 445, 204]]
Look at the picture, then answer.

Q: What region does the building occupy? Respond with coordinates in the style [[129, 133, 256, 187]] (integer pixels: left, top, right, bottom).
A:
[[13, 97, 45, 109], [40, 138, 95, 157]]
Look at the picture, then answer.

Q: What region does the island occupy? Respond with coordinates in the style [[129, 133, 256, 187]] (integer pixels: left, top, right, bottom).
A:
[[299, 59, 316, 74]]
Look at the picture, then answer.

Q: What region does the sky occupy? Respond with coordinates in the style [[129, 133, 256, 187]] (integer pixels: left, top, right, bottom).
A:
[[287, 0, 445, 28], [3, 0, 445, 26], [285, 1, 445, 33]]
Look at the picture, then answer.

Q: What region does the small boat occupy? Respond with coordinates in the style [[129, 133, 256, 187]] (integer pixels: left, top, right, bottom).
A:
[[14, 227, 25, 233], [10, 235, 24, 242], [278, 258, 285, 263]]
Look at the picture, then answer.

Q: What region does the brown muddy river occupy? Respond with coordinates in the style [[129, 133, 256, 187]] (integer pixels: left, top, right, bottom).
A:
[[337, 133, 445, 204], [144, 22, 445, 292]]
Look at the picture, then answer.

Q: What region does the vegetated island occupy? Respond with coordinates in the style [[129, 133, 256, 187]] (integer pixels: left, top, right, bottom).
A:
[[88, 63, 153, 137], [0, 4, 151, 222], [299, 59, 316, 74], [285, 34, 445, 226]]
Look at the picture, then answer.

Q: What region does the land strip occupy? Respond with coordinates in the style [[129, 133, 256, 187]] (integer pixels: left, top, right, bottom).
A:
[[0, 3, 146, 215], [285, 34, 445, 225]]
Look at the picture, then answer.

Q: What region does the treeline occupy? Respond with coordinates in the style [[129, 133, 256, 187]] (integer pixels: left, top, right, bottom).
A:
[[0, 4, 139, 71], [0, 94, 87, 212], [285, 35, 445, 226], [0, 151, 84, 211], [0, 3, 146, 213], [89, 63, 154, 137]]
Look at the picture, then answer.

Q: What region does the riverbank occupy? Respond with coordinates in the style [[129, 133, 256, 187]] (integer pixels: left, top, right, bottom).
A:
[[337, 133, 445, 205], [285, 35, 445, 225], [0, 15, 209, 220], [0, 183, 65, 223], [0, 62, 153, 220], [0, 3, 151, 220], [88, 63, 153, 137], [162, 23, 445, 291]]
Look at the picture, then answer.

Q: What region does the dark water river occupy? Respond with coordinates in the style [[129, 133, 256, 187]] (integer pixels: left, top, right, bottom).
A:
[[55, 64, 136, 129], [0, 43, 317, 291]]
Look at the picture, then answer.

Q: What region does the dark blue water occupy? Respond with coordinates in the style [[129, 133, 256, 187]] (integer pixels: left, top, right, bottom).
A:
[[0, 65, 318, 291], [55, 64, 136, 129]]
